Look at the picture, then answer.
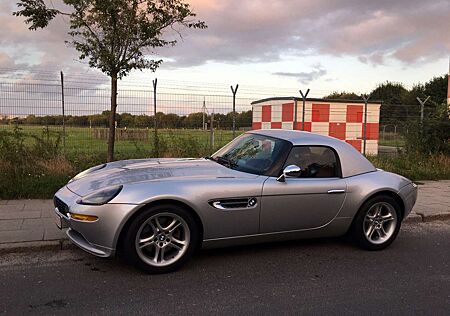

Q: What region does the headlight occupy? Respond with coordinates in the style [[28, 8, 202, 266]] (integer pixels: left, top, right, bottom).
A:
[[69, 164, 107, 183], [77, 185, 123, 205]]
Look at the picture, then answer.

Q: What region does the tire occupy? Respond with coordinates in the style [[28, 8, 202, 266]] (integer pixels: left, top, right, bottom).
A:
[[120, 204, 200, 273], [351, 195, 402, 251]]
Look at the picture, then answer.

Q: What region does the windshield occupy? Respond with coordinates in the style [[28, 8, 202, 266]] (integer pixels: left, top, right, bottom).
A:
[[211, 133, 292, 176]]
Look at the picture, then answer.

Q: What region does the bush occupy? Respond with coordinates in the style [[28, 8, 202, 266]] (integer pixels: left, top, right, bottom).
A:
[[369, 153, 450, 181], [0, 125, 74, 199], [402, 103, 450, 155]]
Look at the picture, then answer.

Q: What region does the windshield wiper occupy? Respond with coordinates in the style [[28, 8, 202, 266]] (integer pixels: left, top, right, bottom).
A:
[[215, 156, 238, 168], [205, 155, 237, 169]]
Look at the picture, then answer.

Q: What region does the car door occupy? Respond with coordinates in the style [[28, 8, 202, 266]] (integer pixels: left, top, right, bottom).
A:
[[260, 146, 347, 233]]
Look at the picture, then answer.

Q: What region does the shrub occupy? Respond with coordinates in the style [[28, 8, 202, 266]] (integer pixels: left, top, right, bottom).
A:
[[402, 103, 450, 155], [0, 125, 74, 199], [369, 153, 450, 181]]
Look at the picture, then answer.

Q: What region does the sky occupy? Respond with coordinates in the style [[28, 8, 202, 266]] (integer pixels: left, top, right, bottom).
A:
[[0, 0, 449, 97]]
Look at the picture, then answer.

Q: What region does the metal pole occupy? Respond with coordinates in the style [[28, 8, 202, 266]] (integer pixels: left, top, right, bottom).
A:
[[294, 98, 298, 129], [416, 96, 430, 125], [202, 97, 206, 131], [231, 84, 239, 137], [152, 78, 158, 157], [361, 94, 370, 156], [60, 71, 65, 152], [299, 89, 310, 131], [210, 112, 215, 152]]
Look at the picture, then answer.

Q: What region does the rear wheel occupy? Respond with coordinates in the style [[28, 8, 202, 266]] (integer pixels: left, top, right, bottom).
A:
[[121, 204, 200, 273], [351, 195, 402, 250]]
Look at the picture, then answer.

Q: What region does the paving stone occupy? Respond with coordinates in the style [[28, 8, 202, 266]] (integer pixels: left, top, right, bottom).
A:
[[0, 204, 25, 212], [22, 218, 57, 230], [41, 208, 56, 219], [0, 219, 23, 231], [5, 200, 28, 206], [0, 211, 41, 220], [23, 200, 54, 212], [44, 227, 68, 241], [0, 228, 44, 243], [0, 200, 8, 205]]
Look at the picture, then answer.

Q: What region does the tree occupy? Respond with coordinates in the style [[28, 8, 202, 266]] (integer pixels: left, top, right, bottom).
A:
[[370, 81, 410, 123], [324, 91, 361, 100], [14, 0, 206, 161]]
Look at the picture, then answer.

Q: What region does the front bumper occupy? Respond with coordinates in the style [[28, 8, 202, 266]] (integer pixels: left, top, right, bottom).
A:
[[54, 185, 140, 258]]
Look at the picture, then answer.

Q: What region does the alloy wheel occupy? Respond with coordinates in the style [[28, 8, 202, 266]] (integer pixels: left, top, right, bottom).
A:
[[363, 202, 398, 245], [135, 212, 190, 267]]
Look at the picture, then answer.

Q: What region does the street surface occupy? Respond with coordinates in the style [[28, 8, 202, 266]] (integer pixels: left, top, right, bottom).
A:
[[1, 221, 449, 315]]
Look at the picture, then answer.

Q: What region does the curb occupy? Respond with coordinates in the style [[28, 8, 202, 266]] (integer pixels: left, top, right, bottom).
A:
[[0, 239, 74, 255], [419, 213, 450, 223], [404, 213, 423, 223]]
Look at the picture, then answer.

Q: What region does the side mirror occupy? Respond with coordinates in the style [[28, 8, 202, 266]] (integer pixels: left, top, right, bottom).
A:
[[277, 165, 302, 182]]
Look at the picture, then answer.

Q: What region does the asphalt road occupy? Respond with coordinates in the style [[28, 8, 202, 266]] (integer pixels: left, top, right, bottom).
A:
[[1, 221, 449, 316]]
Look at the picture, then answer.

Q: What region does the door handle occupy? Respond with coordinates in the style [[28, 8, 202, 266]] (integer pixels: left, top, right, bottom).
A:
[[327, 189, 346, 194]]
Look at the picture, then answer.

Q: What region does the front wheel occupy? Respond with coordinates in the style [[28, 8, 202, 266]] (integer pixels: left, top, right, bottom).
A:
[[121, 204, 200, 273], [351, 196, 402, 251]]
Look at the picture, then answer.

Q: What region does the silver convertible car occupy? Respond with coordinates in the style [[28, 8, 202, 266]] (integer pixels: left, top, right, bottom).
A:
[[54, 130, 418, 273]]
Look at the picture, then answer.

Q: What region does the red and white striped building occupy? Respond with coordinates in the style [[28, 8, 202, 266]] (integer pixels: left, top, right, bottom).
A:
[[251, 97, 382, 155]]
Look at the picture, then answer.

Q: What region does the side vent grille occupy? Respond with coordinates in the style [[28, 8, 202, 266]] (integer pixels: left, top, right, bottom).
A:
[[209, 198, 257, 210]]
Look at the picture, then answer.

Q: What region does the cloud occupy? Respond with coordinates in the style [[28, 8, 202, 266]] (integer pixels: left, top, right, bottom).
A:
[[273, 64, 327, 84], [159, 0, 450, 67], [1, 0, 449, 72]]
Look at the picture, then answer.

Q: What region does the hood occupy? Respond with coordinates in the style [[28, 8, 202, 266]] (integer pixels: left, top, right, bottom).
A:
[[67, 158, 255, 196]]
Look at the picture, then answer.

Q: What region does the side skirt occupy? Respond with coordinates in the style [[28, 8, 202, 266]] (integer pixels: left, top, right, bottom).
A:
[[201, 217, 353, 249]]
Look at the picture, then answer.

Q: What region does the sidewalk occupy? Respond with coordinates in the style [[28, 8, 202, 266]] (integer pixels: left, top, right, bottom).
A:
[[1, 181, 449, 251]]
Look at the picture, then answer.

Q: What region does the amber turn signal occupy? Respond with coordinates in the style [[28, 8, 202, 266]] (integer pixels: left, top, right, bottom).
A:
[[70, 213, 98, 222]]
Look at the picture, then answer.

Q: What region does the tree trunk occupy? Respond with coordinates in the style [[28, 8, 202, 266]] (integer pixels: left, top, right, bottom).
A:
[[107, 75, 118, 162]]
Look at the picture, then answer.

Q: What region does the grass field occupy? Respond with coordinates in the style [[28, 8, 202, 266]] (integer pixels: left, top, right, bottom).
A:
[[0, 125, 241, 160], [0, 125, 407, 156]]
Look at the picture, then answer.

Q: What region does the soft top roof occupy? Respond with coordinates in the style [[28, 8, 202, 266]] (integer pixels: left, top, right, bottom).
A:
[[249, 129, 376, 178]]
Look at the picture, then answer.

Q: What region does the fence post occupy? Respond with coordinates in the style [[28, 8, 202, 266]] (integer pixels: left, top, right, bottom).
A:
[[416, 96, 430, 126], [294, 98, 298, 129], [202, 97, 206, 131], [361, 94, 370, 156], [60, 71, 66, 152], [152, 78, 158, 157], [299, 89, 310, 131], [231, 84, 239, 137], [210, 112, 215, 152]]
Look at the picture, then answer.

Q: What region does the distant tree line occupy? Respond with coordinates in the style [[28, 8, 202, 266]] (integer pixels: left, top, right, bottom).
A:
[[0, 110, 253, 130], [325, 74, 448, 124]]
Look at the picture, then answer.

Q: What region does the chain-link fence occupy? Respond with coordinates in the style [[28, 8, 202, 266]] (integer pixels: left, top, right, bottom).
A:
[[0, 70, 431, 159]]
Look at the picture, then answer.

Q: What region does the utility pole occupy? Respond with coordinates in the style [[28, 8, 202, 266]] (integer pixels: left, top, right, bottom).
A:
[[417, 96, 430, 125], [231, 84, 239, 137], [361, 94, 370, 156], [299, 89, 310, 131]]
